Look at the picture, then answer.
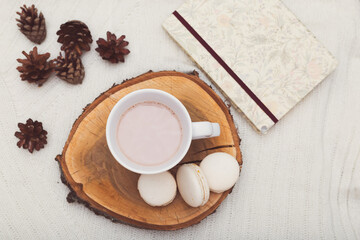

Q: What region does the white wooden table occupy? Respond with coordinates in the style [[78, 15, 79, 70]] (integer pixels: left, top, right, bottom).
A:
[[0, 0, 359, 239]]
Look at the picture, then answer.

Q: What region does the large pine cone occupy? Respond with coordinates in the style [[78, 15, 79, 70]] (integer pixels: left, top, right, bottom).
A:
[[16, 47, 54, 86], [15, 118, 48, 153], [56, 20, 93, 56], [95, 31, 130, 63], [16, 4, 46, 44], [54, 51, 85, 84]]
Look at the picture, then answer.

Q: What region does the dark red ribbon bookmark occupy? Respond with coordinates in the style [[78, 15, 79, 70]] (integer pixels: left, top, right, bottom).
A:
[[173, 11, 278, 123]]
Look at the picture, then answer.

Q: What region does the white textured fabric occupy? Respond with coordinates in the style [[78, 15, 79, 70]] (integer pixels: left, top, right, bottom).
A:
[[0, 0, 359, 239]]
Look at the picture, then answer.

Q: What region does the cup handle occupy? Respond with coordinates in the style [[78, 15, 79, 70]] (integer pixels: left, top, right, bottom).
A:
[[191, 122, 220, 140]]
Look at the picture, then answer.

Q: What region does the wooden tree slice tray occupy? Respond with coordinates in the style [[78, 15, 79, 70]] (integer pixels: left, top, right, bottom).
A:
[[56, 71, 242, 230]]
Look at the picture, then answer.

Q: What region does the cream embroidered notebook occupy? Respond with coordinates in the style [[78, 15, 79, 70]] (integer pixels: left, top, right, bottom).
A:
[[163, 0, 337, 133]]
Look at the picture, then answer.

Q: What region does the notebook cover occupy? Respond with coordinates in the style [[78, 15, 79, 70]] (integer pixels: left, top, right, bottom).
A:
[[163, 0, 337, 133]]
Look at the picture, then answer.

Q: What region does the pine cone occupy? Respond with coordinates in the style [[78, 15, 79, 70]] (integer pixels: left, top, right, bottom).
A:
[[15, 118, 48, 153], [16, 4, 46, 44], [54, 51, 85, 84], [95, 31, 130, 63], [16, 47, 54, 86], [56, 20, 93, 56]]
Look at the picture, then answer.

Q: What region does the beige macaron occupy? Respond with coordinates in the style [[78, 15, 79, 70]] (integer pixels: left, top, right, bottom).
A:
[[137, 171, 177, 207], [200, 152, 239, 193], [176, 164, 210, 207]]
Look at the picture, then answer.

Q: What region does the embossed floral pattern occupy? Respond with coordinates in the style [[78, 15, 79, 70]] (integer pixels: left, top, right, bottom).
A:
[[163, 0, 337, 133]]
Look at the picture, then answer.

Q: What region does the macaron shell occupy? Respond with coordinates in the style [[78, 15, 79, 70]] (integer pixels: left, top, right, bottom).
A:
[[200, 152, 240, 193], [189, 164, 210, 206], [137, 171, 177, 207], [176, 164, 210, 207]]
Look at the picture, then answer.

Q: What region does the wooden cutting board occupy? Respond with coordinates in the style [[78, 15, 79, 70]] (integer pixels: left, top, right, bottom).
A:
[[56, 71, 242, 230]]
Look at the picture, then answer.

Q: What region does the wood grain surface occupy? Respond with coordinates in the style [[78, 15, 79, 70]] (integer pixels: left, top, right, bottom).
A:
[[56, 71, 242, 230]]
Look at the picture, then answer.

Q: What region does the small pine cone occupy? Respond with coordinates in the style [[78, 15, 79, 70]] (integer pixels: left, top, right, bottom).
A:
[[56, 20, 93, 56], [16, 4, 46, 44], [95, 31, 130, 63], [54, 51, 85, 84], [15, 118, 48, 153], [16, 46, 54, 86]]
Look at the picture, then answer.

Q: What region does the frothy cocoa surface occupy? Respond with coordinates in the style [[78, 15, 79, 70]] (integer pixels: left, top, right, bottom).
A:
[[117, 101, 182, 166]]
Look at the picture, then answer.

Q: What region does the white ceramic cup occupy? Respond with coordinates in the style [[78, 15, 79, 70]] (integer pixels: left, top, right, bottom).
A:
[[106, 89, 220, 174]]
